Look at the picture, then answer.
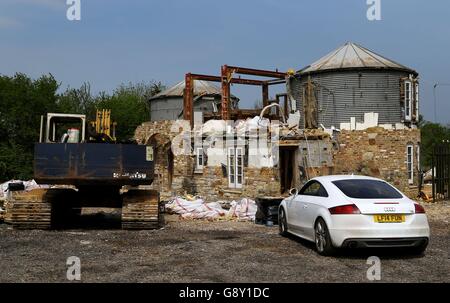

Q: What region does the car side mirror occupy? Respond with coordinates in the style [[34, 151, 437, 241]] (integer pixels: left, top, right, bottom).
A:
[[289, 188, 298, 197]]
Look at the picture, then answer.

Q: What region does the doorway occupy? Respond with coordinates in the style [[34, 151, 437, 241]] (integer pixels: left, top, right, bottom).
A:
[[279, 146, 297, 194], [167, 148, 174, 189]]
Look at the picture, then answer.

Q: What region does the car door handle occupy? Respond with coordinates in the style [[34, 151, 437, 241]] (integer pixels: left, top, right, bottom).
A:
[[302, 204, 308, 209]]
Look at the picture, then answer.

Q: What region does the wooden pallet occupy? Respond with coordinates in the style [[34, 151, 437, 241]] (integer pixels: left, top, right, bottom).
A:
[[121, 189, 161, 229]]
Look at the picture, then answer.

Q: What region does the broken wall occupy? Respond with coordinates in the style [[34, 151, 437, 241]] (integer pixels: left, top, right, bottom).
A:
[[136, 121, 420, 202], [135, 121, 280, 202], [333, 127, 421, 195]]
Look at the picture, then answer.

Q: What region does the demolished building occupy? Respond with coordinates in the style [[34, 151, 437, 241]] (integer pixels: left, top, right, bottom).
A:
[[135, 42, 421, 202]]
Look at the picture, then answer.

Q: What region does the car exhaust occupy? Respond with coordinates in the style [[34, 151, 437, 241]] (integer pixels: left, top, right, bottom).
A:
[[347, 241, 357, 248]]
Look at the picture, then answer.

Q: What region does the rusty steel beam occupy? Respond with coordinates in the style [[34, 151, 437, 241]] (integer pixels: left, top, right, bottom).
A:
[[183, 73, 194, 127], [262, 83, 269, 107], [221, 65, 231, 120], [226, 65, 287, 79], [231, 78, 265, 86], [266, 79, 287, 85], [189, 73, 264, 86], [185, 65, 287, 122], [189, 74, 221, 82]]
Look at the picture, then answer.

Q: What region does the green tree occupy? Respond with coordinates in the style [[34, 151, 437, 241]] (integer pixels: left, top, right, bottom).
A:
[[57, 82, 97, 118], [0, 73, 60, 180], [95, 81, 164, 141], [419, 120, 450, 169]]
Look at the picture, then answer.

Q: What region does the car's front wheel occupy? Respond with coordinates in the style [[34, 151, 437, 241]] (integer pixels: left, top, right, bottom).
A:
[[279, 208, 288, 236], [314, 218, 336, 256]]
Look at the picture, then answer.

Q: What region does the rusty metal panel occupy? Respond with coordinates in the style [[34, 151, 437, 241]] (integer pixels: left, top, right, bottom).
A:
[[262, 84, 269, 107], [34, 143, 155, 187]]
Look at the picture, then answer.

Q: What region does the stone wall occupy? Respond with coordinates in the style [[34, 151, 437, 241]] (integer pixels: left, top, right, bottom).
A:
[[332, 127, 421, 195], [190, 167, 280, 202], [135, 121, 420, 201], [134, 121, 280, 202], [135, 121, 193, 201]]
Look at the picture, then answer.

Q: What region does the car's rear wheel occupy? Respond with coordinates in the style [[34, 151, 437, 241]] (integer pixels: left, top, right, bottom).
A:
[[314, 218, 335, 256], [279, 208, 288, 236]]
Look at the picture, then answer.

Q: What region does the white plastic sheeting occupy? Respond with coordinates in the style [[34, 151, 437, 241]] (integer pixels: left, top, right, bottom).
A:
[[166, 197, 257, 221], [0, 179, 45, 200]]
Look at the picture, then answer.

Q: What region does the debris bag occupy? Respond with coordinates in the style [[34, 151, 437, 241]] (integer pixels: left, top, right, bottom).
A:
[[227, 198, 257, 221], [166, 197, 226, 220], [166, 197, 257, 221]]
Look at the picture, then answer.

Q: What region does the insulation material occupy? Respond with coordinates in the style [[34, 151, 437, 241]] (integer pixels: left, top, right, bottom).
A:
[[201, 119, 226, 136], [287, 111, 300, 128], [340, 112, 379, 131], [235, 117, 270, 133]]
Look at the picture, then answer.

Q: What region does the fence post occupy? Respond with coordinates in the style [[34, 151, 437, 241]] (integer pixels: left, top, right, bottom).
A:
[[432, 145, 435, 203]]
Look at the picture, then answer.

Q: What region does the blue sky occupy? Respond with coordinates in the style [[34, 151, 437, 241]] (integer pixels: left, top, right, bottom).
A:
[[1, 0, 449, 124]]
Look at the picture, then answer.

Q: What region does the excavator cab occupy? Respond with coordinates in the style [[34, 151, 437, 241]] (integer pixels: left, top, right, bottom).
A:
[[39, 113, 86, 143], [39, 110, 117, 144]]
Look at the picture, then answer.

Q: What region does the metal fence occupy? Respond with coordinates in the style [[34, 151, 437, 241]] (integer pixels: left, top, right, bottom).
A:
[[432, 143, 450, 201]]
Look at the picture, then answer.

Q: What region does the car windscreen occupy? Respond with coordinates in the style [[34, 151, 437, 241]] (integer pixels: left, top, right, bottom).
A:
[[332, 179, 403, 199]]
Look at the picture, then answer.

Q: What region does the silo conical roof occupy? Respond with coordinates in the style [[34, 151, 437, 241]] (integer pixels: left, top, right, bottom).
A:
[[150, 80, 238, 100], [298, 42, 416, 75]]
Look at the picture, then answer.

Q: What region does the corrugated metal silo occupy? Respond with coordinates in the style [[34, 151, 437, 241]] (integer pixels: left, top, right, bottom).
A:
[[291, 42, 419, 129]]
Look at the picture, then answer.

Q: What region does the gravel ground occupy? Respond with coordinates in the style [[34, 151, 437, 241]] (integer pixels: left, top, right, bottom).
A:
[[0, 202, 448, 283]]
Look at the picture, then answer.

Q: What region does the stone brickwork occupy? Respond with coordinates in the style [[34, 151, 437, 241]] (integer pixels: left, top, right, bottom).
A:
[[333, 127, 421, 195], [135, 121, 280, 202], [135, 121, 420, 201], [189, 167, 280, 202], [135, 121, 193, 201]]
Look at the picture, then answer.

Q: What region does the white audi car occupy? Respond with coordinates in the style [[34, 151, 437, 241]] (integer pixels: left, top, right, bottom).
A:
[[279, 175, 430, 255]]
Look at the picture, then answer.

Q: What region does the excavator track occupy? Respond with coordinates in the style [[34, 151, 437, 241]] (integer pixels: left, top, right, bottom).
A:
[[6, 188, 80, 229], [5, 189, 52, 229], [121, 189, 161, 229]]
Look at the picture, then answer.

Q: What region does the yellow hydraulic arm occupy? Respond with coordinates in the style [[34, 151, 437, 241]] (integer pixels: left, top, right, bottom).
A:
[[90, 109, 117, 142]]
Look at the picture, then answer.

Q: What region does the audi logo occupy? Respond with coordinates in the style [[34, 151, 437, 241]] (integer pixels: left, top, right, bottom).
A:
[[384, 207, 396, 212]]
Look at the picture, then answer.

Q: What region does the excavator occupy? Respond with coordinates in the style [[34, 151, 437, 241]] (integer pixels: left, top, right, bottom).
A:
[[5, 110, 162, 229]]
